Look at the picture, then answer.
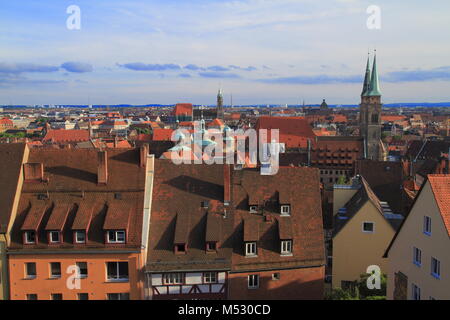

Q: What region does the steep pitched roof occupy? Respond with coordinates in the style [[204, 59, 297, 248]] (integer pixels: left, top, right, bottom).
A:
[[333, 177, 402, 237], [428, 175, 450, 236], [0, 143, 27, 233], [43, 129, 90, 143], [8, 148, 146, 251], [255, 116, 316, 149]]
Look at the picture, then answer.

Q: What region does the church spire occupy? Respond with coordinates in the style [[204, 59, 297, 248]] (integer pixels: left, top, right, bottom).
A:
[[368, 51, 382, 96], [361, 53, 371, 96]]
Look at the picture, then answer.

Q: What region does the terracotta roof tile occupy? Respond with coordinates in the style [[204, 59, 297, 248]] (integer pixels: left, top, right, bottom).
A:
[[43, 129, 90, 143], [0, 143, 26, 233], [103, 201, 132, 230], [45, 202, 71, 231], [428, 174, 450, 236]]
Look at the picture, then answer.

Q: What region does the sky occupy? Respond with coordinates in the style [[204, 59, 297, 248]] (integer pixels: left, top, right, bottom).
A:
[[1, 0, 450, 105]]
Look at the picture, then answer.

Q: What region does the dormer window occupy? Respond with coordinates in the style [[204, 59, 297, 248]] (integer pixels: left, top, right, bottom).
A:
[[281, 240, 293, 256], [74, 231, 86, 244], [245, 242, 257, 257], [24, 231, 36, 244], [107, 230, 126, 244], [280, 205, 290, 216], [249, 205, 258, 213], [175, 243, 187, 254], [49, 231, 61, 243], [206, 241, 217, 252]]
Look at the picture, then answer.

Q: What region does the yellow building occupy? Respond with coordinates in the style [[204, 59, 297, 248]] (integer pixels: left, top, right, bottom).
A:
[[0, 143, 28, 300], [385, 175, 450, 300], [332, 177, 403, 289]]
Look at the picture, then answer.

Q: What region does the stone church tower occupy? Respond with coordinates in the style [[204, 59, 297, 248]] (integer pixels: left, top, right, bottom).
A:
[[360, 52, 383, 161], [217, 88, 224, 120]]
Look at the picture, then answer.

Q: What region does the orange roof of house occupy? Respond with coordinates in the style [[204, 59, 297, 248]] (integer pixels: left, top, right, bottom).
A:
[[208, 118, 224, 127], [381, 115, 407, 122], [152, 128, 174, 141], [0, 118, 13, 125], [255, 116, 315, 149], [331, 114, 347, 123], [173, 103, 193, 117], [428, 174, 450, 236], [43, 129, 90, 143]]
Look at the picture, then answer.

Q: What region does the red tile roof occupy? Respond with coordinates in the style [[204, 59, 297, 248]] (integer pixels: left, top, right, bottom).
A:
[[173, 103, 193, 117], [428, 174, 450, 236], [9, 148, 146, 251], [255, 116, 315, 149], [152, 128, 174, 141], [43, 129, 90, 143], [0, 143, 27, 233]]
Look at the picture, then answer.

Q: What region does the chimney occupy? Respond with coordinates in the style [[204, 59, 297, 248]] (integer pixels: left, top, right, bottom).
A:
[[97, 150, 108, 184], [224, 164, 231, 205], [23, 163, 44, 182], [140, 144, 149, 167]]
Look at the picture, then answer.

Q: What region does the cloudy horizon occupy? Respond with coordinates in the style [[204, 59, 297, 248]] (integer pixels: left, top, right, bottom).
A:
[[1, 0, 450, 105]]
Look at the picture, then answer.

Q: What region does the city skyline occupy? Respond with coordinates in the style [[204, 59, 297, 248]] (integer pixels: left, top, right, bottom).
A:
[[1, 0, 450, 105]]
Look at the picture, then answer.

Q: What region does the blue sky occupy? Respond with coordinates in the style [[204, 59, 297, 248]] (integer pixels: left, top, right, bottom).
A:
[[1, 0, 450, 105]]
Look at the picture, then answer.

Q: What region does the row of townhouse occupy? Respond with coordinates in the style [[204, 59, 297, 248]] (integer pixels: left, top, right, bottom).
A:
[[0, 143, 326, 300]]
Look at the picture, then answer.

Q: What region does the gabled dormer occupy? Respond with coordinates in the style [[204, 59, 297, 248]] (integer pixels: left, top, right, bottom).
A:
[[174, 212, 189, 254], [21, 201, 48, 245], [45, 202, 71, 245], [103, 201, 131, 245], [71, 202, 94, 245]]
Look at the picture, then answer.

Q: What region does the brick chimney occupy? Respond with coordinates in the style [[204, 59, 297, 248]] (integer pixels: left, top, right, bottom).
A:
[[97, 150, 108, 185], [140, 143, 149, 167], [23, 163, 44, 182], [224, 164, 231, 205]]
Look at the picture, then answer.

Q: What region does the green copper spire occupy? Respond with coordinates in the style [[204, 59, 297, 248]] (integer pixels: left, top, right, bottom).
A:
[[368, 52, 382, 96], [361, 54, 371, 96]]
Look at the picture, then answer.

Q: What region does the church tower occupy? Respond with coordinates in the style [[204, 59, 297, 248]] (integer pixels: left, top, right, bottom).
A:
[[217, 88, 224, 120], [360, 52, 383, 161]]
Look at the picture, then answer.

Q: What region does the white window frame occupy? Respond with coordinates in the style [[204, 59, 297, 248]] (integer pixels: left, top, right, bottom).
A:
[[107, 230, 126, 243], [249, 205, 258, 213], [76, 262, 88, 278], [24, 231, 36, 244], [106, 262, 129, 281], [423, 216, 432, 236], [281, 240, 293, 255], [49, 262, 61, 278], [413, 247, 422, 267], [107, 293, 129, 300], [203, 272, 218, 284], [49, 231, 61, 243], [362, 221, 375, 233], [163, 273, 185, 285], [280, 205, 290, 216], [431, 257, 440, 279], [248, 274, 259, 289], [75, 231, 86, 244], [412, 284, 421, 300], [25, 262, 36, 279], [245, 242, 257, 257]]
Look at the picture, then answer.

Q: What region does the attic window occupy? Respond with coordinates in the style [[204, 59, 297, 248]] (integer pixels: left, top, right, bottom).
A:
[[280, 205, 291, 216], [49, 231, 61, 243], [107, 230, 126, 243], [206, 241, 217, 252], [249, 206, 258, 213], [245, 242, 257, 257], [281, 240, 293, 255], [201, 201, 209, 209], [74, 231, 86, 244], [175, 243, 187, 254], [24, 231, 36, 244]]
